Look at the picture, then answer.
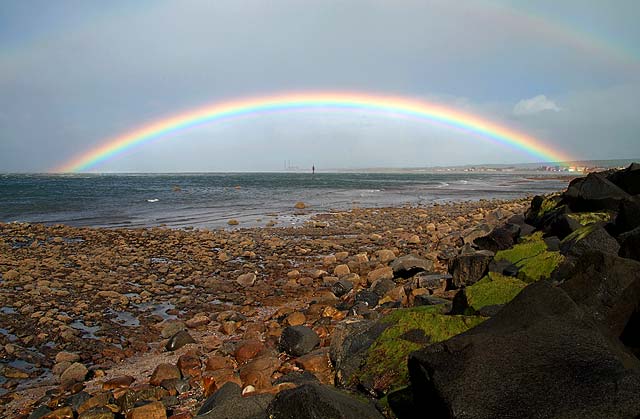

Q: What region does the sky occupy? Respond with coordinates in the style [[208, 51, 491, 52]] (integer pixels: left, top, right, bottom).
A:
[[1, 0, 639, 172]]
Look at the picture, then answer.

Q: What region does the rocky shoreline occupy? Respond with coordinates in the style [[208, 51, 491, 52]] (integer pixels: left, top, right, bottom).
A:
[[1, 164, 639, 418]]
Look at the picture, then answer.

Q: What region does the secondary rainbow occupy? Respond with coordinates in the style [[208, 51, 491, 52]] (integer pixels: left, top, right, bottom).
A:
[[55, 92, 573, 172]]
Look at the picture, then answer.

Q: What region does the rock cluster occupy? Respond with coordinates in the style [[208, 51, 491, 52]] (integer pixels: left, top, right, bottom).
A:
[[15, 163, 639, 419]]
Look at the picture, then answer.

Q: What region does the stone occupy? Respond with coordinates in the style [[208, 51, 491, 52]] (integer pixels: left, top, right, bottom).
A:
[[354, 290, 379, 308], [150, 363, 181, 386], [59, 362, 88, 387], [390, 255, 434, 278], [366, 266, 394, 284], [447, 250, 494, 288], [294, 202, 306, 209], [195, 382, 273, 419], [125, 401, 167, 419], [285, 311, 306, 326], [266, 383, 384, 419], [411, 272, 450, 291], [619, 227, 640, 262], [227, 219, 239, 226], [234, 340, 265, 364], [560, 224, 620, 258], [376, 249, 396, 263], [239, 355, 280, 389], [331, 278, 353, 297], [202, 368, 241, 396], [606, 162, 640, 195], [55, 351, 80, 364], [177, 353, 201, 377], [279, 325, 320, 357], [473, 223, 521, 252], [334, 264, 351, 277], [408, 281, 640, 419], [78, 407, 115, 419], [615, 197, 640, 234], [370, 278, 396, 297], [294, 348, 333, 385], [102, 375, 135, 390], [236, 273, 256, 287], [413, 295, 452, 312], [560, 250, 640, 337], [165, 330, 195, 351], [42, 407, 74, 419], [159, 320, 186, 339], [564, 172, 631, 212], [205, 355, 236, 371]]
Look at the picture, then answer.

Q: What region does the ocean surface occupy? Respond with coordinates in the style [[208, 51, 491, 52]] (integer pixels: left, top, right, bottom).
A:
[[0, 172, 573, 229]]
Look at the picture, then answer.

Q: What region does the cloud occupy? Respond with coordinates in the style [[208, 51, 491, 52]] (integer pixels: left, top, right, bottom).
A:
[[513, 95, 561, 116]]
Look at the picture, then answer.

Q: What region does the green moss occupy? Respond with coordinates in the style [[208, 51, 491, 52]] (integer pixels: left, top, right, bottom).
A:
[[356, 306, 486, 394], [562, 223, 599, 245], [516, 251, 564, 283], [466, 272, 527, 311], [495, 232, 564, 283], [494, 232, 546, 264], [538, 196, 559, 217], [567, 212, 611, 226]]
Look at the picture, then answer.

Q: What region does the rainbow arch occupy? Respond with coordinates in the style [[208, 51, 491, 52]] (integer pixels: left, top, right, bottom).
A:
[[55, 92, 572, 172]]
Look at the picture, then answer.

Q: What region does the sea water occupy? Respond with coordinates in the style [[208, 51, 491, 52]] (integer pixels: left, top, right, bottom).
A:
[[0, 172, 571, 229]]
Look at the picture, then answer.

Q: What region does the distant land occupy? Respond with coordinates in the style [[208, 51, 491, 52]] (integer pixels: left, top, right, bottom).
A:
[[318, 158, 640, 174]]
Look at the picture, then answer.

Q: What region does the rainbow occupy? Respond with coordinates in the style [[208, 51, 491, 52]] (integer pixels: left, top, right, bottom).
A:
[[55, 92, 573, 172]]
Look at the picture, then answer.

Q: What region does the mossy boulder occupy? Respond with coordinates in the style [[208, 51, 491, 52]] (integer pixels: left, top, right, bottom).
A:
[[494, 233, 564, 283], [567, 212, 612, 226], [351, 306, 485, 396], [525, 194, 562, 226], [463, 273, 527, 313]]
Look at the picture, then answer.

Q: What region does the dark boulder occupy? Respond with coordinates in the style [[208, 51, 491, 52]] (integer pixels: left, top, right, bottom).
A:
[[473, 223, 521, 252], [447, 250, 494, 289], [354, 290, 379, 308], [371, 278, 396, 297], [488, 258, 519, 277], [564, 172, 630, 212], [408, 281, 640, 419], [279, 326, 320, 357], [619, 227, 640, 262], [559, 224, 620, 258], [165, 330, 196, 351], [607, 162, 640, 195], [559, 250, 640, 337], [543, 213, 582, 240], [329, 320, 389, 388], [332, 278, 354, 297], [525, 194, 563, 227], [410, 272, 450, 291], [195, 382, 272, 419], [614, 197, 640, 234], [266, 383, 384, 419], [413, 295, 451, 313], [390, 255, 434, 279]]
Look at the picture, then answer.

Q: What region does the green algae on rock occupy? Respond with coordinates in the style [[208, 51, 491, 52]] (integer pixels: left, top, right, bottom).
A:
[[465, 273, 527, 312], [567, 212, 612, 226], [354, 306, 486, 395], [494, 232, 564, 282]]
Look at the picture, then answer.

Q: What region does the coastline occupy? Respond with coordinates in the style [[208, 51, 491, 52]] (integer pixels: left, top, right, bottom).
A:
[[0, 197, 530, 416]]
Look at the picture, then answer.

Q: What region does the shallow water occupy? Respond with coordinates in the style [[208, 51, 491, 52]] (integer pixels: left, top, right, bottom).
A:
[[0, 172, 571, 229]]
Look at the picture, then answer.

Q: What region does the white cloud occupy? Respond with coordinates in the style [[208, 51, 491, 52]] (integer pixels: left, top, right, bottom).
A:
[[513, 95, 561, 116]]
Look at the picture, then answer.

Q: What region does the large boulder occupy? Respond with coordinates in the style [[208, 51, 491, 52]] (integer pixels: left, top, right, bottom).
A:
[[619, 227, 640, 262], [330, 307, 484, 395], [447, 249, 494, 288], [564, 172, 631, 212], [493, 233, 564, 283], [607, 162, 640, 195], [559, 250, 640, 337], [559, 224, 620, 258], [195, 382, 272, 419], [266, 383, 384, 419], [390, 255, 434, 279], [279, 326, 320, 357], [473, 223, 521, 252], [614, 197, 640, 234], [408, 281, 640, 419]]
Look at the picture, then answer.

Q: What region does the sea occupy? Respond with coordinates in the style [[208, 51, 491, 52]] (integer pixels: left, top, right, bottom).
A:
[[0, 172, 573, 229]]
